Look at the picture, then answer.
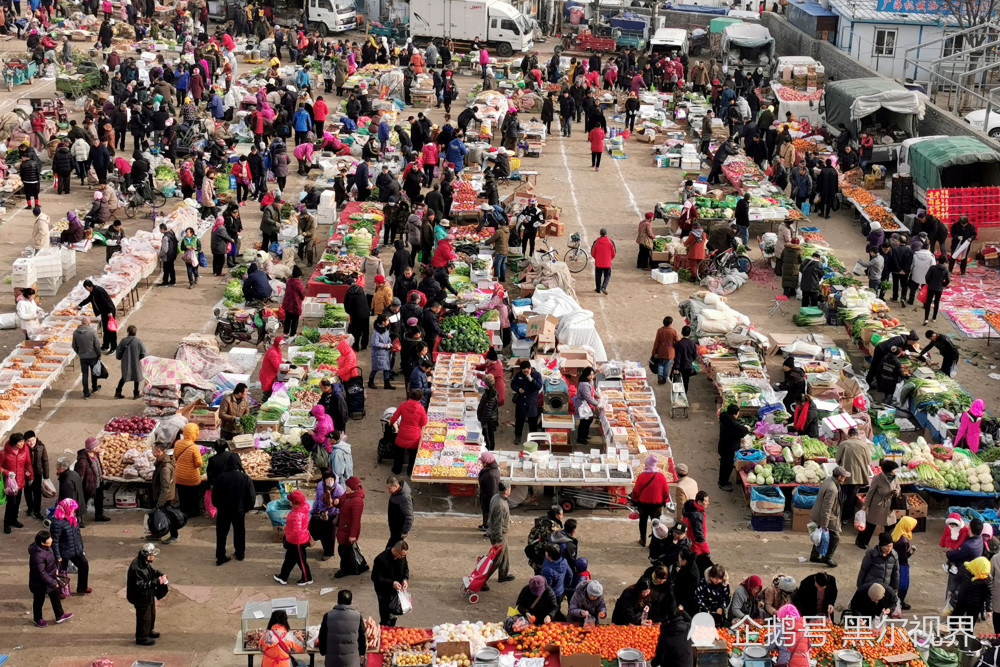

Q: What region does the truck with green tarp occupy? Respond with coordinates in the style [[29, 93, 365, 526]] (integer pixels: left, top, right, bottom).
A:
[[898, 136, 1000, 206], [821, 77, 925, 164]]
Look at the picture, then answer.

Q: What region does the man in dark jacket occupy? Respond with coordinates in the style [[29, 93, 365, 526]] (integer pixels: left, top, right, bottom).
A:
[[371, 541, 410, 626], [88, 137, 112, 184], [816, 160, 840, 219], [717, 403, 748, 492], [511, 360, 543, 444], [791, 572, 838, 618], [920, 330, 960, 377], [127, 543, 166, 646], [800, 251, 826, 307], [319, 589, 367, 666], [393, 266, 418, 304], [385, 476, 414, 549], [707, 139, 736, 185], [399, 292, 423, 327], [344, 278, 370, 351], [866, 331, 918, 385], [914, 212, 949, 256], [211, 453, 254, 565], [56, 457, 85, 523], [888, 240, 913, 304], [456, 105, 479, 134], [921, 255, 951, 325], [52, 144, 74, 194], [673, 326, 698, 392], [78, 279, 117, 352], [847, 582, 898, 618], [653, 610, 693, 667], [857, 532, 900, 591], [549, 519, 580, 572]]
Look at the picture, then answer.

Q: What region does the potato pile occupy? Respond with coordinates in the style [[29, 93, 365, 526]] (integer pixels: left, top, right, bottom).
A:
[[239, 449, 272, 478], [99, 434, 149, 477]]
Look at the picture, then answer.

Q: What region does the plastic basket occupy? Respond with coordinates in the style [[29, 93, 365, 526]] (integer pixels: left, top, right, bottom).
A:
[[749, 485, 785, 515], [265, 498, 292, 527], [750, 514, 785, 532], [792, 485, 819, 510]]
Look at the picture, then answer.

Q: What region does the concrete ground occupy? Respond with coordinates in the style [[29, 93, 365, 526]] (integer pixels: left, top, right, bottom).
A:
[[1, 32, 999, 667]]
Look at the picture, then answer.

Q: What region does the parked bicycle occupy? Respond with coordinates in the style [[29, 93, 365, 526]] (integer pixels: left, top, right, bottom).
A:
[[122, 181, 167, 219], [538, 233, 589, 273], [698, 245, 752, 280]]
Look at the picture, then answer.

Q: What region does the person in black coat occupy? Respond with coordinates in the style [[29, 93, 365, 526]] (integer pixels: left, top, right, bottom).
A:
[[874, 347, 905, 401], [211, 453, 254, 565], [919, 330, 960, 377], [776, 356, 806, 412], [799, 251, 826, 308], [670, 548, 701, 615], [649, 522, 691, 567], [888, 241, 913, 304], [791, 572, 838, 619], [511, 361, 543, 444], [815, 160, 840, 218], [846, 581, 897, 618], [127, 543, 166, 645], [371, 542, 409, 626], [540, 93, 555, 135], [613, 578, 655, 625], [717, 403, 749, 491], [344, 279, 370, 351], [652, 610, 693, 667], [205, 440, 244, 485], [516, 576, 562, 623], [950, 216, 978, 275], [52, 144, 73, 194], [477, 452, 501, 531], [78, 279, 117, 352], [56, 459, 85, 522], [865, 332, 916, 385]]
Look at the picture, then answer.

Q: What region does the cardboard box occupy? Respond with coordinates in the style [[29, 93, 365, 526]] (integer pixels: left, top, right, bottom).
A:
[[518, 283, 536, 298], [791, 507, 811, 532], [436, 641, 472, 660], [561, 359, 591, 378], [635, 132, 655, 144], [558, 347, 593, 363], [562, 654, 601, 667], [526, 314, 558, 338], [537, 332, 556, 351], [546, 221, 564, 237], [905, 492, 927, 518], [650, 251, 672, 262]]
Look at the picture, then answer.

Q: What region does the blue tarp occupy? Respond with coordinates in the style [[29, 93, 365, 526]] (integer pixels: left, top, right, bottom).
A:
[[666, 3, 730, 14]]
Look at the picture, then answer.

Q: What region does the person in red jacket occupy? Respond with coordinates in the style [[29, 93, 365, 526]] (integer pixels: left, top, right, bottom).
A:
[[274, 490, 313, 585], [281, 266, 305, 336], [2, 433, 33, 534], [432, 234, 456, 268], [591, 228, 616, 295], [312, 96, 328, 136], [588, 125, 605, 171], [335, 476, 367, 578], [389, 389, 428, 476], [420, 142, 439, 186], [683, 491, 711, 571], [630, 454, 671, 548], [249, 110, 266, 145], [259, 336, 285, 401]]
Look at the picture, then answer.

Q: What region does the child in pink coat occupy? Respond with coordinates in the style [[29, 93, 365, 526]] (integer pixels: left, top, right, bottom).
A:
[[955, 399, 986, 452]]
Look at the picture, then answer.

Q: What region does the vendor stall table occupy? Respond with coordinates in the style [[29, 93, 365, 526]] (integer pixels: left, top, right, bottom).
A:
[[304, 202, 383, 299], [844, 195, 908, 234], [234, 632, 318, 667]]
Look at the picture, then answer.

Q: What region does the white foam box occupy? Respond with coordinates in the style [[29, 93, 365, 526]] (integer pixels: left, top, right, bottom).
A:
[[36, 276, 62, 296], [301, 297, 326, 318], [114, 489, 137, 508], [692, 183, 709, 194], [652, 269, 678, 284]]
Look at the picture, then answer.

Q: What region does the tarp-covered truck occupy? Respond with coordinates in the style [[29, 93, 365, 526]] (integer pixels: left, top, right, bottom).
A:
[[720, 23, 775, 71], [822, 77, 926, 164], [409, 0, 533, 56], [897, 136, 1000, 205]]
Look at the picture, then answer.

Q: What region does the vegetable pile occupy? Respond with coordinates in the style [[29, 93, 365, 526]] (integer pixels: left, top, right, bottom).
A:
[[439, 314, 491, 353], [320, 303, 348, 328], [264, 442, 310, 477], [104, 415, 157, 435], [224, 279, 243, 306]]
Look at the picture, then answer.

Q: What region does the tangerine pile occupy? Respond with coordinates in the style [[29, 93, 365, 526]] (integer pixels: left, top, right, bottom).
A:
[[498, 623, 660, 660], [380, 627, 433, 647], [719, 623, 927, 667]]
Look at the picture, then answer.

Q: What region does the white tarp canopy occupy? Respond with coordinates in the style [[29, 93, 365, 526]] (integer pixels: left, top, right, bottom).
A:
[[851, 89, 926, 121], [721, 23, 775, 55]]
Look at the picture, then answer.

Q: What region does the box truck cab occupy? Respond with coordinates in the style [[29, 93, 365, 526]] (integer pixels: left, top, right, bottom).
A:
[[306, 0, 357, 35], [649, 28, 689, 57], [896, 136, 1000, 205], [410, 0, 533, 56]]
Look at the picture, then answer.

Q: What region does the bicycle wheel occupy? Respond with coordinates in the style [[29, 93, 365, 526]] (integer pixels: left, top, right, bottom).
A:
[[124, 203, 138, 219], [565, 248, 589, 273], [697, 259, 713, 278], [151, 190, 167, 207]]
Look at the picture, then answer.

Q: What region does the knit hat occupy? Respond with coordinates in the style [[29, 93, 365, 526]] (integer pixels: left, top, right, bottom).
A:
[[346, 476, 361, 490], [85, 437, 100, 451], [288, 490, 306, 505], [374, 275, 385, 284], [575, 557, 588, 572], [878, 532, 894, 547], [587, 580, 603, 597], [391, 298, 401, 306], [406, 317, 419, 326], [651, 518, 670, 540], [479, 451, 495, 464], [644, 212, 654, 220], [777, 575, 797, 593], [529, 575, 546, 595], [676, 463, 689, 476], [868, 583, 885, 601]]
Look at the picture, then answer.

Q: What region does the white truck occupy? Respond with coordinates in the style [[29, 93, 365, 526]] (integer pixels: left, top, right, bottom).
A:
[[409, 0, 533, 57], [305, 0, 358, 35]]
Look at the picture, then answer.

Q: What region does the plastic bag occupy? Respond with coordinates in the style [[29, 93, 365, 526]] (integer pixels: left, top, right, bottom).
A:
[[5, 471, 18, 495], [389, 590, 413, 615], [854, 509, 867, 531], [811, 527, 830, 556], [41, 478, 56, 498], [163, 505, 188, 530], [917, 284, 928, 304], [204, 489, 217, 519], [145, 509, 170, 537]]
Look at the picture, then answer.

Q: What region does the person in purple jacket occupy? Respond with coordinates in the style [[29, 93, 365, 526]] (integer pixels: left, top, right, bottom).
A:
[[309, 470, 345, 561]]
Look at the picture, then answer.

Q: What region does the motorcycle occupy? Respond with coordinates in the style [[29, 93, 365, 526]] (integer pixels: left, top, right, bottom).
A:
[[213, 307, 277, 348]]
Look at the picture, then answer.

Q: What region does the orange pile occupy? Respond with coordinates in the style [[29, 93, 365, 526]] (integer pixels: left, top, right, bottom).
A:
[[379, 627, 433, 646], [500, 623, 660, 660]]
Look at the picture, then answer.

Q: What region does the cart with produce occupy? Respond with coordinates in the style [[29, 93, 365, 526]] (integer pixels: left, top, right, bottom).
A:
[[55, 61, 102, 98]]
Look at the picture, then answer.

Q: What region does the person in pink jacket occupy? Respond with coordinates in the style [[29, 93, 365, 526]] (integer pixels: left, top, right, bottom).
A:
[[588, 126, 605, 172], [274, 490, 313, 585], [310, 404, 334, 454], [479, 47, 490, 79], [955, 399, 986, 452], [421, 142, 439, 186], [293, 140, 315, 176]]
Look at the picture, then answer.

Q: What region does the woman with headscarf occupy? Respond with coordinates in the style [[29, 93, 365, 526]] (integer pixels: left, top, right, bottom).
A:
[[630, 454, 670, 548], [259, 336, 285, 401], [763, 574, 797, 617], [955, 399, 986, 453], [49, 498, 90, 595], [61, 210, 85, 244], [516, 575, 561, 624], [728, 575, 763, 622], [274, 490, 312, 585], [309, 470, 344, 561], [766, 605, 810, 667], [951, 556, 992, 620], [179, 161, 195, 200], [474, 348, 506, 406], [334, 476, 366, 578], [172, 423, 203, 520], [892, 516, 917, 610]]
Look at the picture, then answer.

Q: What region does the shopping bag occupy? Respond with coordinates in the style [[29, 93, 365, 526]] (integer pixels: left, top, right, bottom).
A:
[[5, 471, 19, 495], [92, 360, 109, 379], [204, 489, 217, 519], [577, 402, 593, 419], [854, 509, 867, 531], [106, 315, 118, 332], [57, 569, 71, 598], [163, 504, 188, 530], [811, 527, 829, 556], [917, 285, 928, 304], [198, 251, 207, 268], [801, 202, 811, 216], [852, 260, 866, 276], [41, 478, 56, 498], [352, 543, 368, 571], [146, 509, 170, 537]]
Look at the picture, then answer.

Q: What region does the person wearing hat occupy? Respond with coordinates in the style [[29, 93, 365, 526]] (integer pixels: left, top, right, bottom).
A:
[[631, 454, 670, 547], [857, 459, 902, 549], [371, 275, 394, 319], [127, 542, 166, 645], [649, 521, 691, 568], [865, 329, 919, 385], [670, 462, 698, 523], [516, 575, 561, 624], [477, 451, 500, 531], [847, 581, 897, 618], [873, 345, 906, 403], [485, 482, 515, 586], [810, 465, 849, 567], [858, 532, 901, 595], [75, 436, 109, 524], [761, 575, 797, 617], [274, 489, 313, 585], [568, 579, 607, 625]]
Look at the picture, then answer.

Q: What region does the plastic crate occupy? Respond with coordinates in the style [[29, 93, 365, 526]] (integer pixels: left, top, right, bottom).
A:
[[750, 513, 785, 532], [449, 484, 476, 497]]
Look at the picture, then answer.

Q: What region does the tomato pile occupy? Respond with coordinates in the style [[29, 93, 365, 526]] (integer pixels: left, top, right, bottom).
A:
[[451, 181, 480, 212], [499, 623, 660, 660]]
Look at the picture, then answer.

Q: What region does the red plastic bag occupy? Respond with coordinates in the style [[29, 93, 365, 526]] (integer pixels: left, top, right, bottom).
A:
[[917, 285, 928, 304], [107, 314, 118, 332], [204, 489, 217, 519]]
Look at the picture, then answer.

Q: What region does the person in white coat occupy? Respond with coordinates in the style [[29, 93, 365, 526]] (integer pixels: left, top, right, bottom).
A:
[[16, 288, 44, 340], [31, 207, 50, 252], [906, 243, 935, 307]]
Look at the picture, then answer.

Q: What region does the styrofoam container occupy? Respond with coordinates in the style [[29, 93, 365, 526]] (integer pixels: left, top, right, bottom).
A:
[[652, 269, 678, 284]]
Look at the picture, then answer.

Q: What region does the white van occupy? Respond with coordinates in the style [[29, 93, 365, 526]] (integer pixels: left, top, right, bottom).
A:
[[649, 28, 689, 56]]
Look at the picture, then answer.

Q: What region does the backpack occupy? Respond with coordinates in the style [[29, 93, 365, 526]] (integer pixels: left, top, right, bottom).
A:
[[523, 517, 555, 564]]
